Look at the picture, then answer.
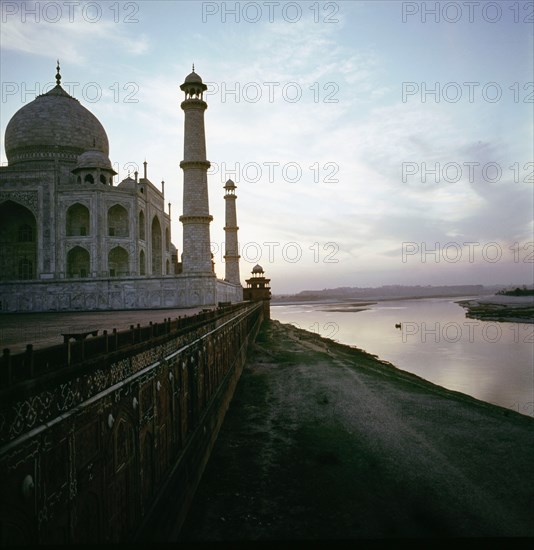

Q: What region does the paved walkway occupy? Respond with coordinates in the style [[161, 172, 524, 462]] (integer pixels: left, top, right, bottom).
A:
[[177, 320, 534, 541], [0, 307, 205, 353]]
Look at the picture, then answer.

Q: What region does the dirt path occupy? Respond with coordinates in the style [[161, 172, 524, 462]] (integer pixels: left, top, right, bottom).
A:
[[178, 320, 534, 541]]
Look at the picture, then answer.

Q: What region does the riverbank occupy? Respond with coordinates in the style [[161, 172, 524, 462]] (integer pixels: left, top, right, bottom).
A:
[[177, 320, 534, 541], [458, 295, 534, 324]]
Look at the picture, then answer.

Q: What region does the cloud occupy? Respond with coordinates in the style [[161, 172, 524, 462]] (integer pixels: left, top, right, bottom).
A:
[[2, 2, 530, 291], [1, 4, 149, 63]]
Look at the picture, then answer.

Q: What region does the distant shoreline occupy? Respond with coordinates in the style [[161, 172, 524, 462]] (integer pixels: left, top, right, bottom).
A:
[[272, 293, 482, 307], [457, 295, 534, 324]]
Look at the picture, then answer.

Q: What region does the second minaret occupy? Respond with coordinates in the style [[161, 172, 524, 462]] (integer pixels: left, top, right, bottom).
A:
[[179, 68, 213, 274], [223, 179, 240, 284]]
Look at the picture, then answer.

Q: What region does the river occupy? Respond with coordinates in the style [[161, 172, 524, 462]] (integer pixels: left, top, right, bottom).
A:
[[271, 297, 534, 417]]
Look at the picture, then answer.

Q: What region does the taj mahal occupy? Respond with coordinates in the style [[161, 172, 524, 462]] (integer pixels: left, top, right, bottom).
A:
[[0, 64, 245, 312]]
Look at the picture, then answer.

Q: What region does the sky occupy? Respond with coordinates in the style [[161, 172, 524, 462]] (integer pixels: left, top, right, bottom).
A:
[[1, 0, 533, 294]]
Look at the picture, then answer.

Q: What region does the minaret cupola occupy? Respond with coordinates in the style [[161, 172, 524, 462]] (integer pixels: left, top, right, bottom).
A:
[[180, 65, 208, 100]]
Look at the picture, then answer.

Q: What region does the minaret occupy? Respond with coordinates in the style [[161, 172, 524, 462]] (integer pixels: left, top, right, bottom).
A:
[[178, 67, 214, 275], [223, 179, 240, 284]]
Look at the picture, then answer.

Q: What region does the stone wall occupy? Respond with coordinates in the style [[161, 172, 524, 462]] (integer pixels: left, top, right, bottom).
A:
[[0, 276, 243, 312], [0, 301, 263, 544], [216, 279, 243, 304]]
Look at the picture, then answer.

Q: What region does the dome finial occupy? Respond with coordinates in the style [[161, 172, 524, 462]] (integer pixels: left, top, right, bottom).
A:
[[56, 59, 61, 86], [192, 63, 195, 72]]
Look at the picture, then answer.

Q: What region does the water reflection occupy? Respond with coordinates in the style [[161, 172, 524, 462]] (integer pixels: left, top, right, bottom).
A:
[[272, 298, 534, 417]]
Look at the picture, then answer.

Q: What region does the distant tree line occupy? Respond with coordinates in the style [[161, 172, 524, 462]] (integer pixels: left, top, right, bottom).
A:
[[497, 286, 534, 296]]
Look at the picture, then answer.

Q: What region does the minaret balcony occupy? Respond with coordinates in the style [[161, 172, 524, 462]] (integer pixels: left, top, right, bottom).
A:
[[180, 98, 208, 110], [179, 215, 214, 224], [179, 160, 211, 170]]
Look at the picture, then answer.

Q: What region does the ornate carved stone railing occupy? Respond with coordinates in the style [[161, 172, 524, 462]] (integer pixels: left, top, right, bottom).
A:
[[0, 303, 244, 389], [0, 301, 264, 544]]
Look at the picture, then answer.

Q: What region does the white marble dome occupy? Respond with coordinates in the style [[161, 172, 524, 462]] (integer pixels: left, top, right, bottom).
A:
[[5, 84, 109, 164]]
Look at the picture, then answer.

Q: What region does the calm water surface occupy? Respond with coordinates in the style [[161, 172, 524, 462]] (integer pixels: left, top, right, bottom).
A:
[[272, 298, 534, 417]]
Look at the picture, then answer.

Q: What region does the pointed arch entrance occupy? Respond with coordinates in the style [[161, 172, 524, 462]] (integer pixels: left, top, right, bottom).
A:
[[0, 201, 37, 280]]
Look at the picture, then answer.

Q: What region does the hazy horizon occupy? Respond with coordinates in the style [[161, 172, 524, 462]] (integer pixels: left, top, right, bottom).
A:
[[1, 1, 532, 294], [271, 281, 533, 297]]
